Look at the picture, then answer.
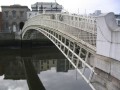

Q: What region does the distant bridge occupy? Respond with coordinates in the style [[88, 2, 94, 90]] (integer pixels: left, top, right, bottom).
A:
[[22, 12, 120, 90]]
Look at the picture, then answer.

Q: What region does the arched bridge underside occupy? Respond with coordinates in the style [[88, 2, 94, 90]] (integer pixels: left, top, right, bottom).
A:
[[22, 14, 97, 90]]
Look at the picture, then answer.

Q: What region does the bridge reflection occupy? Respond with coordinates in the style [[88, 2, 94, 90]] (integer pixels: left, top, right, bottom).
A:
[[0, 47, 82, 90]]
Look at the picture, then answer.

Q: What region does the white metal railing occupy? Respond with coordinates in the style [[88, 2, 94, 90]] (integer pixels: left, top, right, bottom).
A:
[[22, 14, 97, 47], [24, 13, 97, 34]]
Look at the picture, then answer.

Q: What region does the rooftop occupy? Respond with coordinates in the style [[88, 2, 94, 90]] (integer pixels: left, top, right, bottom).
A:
[[31, 2, 60, 6], [1, 4, 28, 8]]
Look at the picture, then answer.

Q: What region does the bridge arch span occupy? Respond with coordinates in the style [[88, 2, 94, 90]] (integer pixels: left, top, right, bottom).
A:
[[22, 25, 96, 90], [21, 12, 120, 90], [22, 28, 48, 40]]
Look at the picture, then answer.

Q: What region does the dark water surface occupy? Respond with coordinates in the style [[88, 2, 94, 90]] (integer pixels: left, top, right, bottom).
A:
[[0, 47, 92, 90]]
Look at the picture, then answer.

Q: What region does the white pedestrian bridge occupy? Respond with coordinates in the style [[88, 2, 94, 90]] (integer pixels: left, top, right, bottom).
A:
[[22, 12, 120, 90]]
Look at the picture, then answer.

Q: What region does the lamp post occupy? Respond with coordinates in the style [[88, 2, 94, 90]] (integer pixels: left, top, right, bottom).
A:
[[55, 0, 57, 11], [55, 0, 57, 20]]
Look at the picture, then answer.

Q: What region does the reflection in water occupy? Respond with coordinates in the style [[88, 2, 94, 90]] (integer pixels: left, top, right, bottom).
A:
[[33, 59, 74, 73], [0, 47, 92, 90], [3, 59, 25, 80], [0, 57, 74, 80]]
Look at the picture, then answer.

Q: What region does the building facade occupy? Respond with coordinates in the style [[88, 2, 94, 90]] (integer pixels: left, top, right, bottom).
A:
[[1, 5, 29, 32], [27, 2, 62, 19], [0, 12, 3, 32], [115, 14, 120, 26], [89, 10, 102, 16], [31, 2, 62, 13]]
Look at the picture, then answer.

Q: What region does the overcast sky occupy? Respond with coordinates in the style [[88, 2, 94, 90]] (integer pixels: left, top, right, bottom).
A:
[[0, 0, 120, 14]]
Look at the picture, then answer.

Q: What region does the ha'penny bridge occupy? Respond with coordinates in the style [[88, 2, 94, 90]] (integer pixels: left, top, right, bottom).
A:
[[22, 12, 120, 90]]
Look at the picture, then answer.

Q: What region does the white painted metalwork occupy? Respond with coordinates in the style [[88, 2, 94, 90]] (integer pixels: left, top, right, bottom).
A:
[[21, 13, 99, 90], [22, 26, 95, 90], [21, 12, 120, 90], [22, 13, 97, 47]]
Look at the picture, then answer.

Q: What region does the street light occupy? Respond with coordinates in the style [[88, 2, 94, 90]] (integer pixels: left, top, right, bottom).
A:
[[55, 0, 57, 11]]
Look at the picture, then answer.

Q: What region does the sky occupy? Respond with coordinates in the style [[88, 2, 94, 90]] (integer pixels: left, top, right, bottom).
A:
[[0, 0, 120, 14]]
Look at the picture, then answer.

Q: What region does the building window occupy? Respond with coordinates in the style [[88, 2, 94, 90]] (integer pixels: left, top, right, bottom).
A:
[[47, 65, 49, 69], [53, 60, 55, 64], [20, 11, 24, 17], [47, 61, 49, 64], [79, 18, 81, 21], [51, 14, 55, 19], [75, 17, 77, 20], [5, 11, 9, 17], [40, 5, 43, 10], [71, 16, 73, 20], [41, 61, 43, 65], [118, 20, 120, 25], [41, 66, 43, 69], [12, 10, 16, 18], [94, 20, 96, 23], [6, 22, 9, 29]]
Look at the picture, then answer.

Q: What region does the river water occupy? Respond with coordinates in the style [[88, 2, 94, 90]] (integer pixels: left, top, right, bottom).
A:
[[0, 46, 92, 90]]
